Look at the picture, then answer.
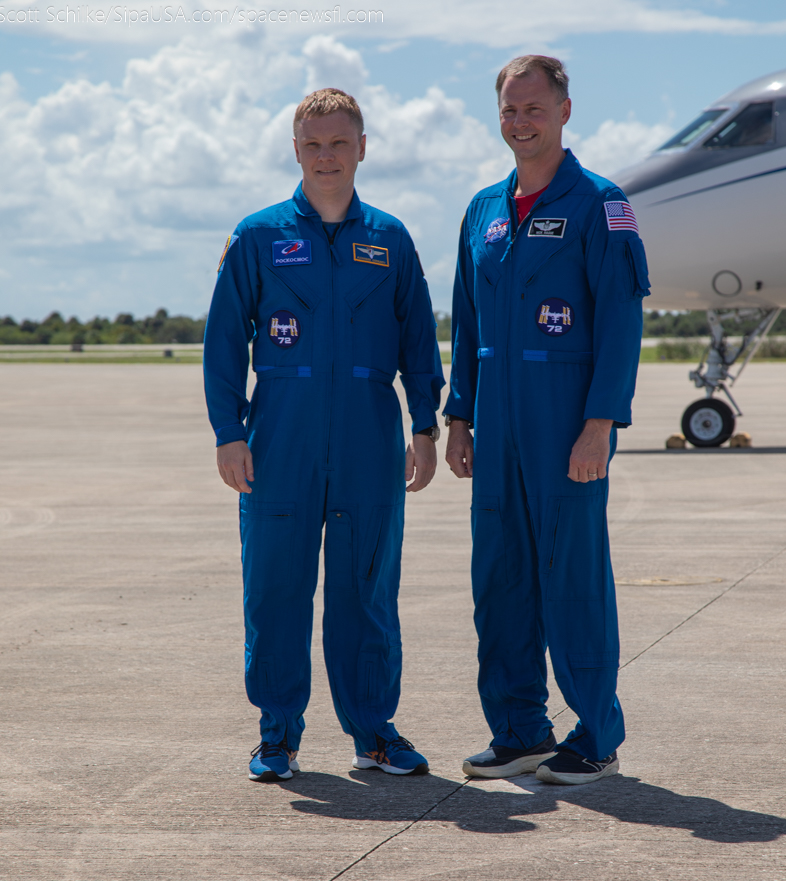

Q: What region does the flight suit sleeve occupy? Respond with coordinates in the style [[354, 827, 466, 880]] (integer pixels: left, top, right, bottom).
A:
[[583, 189, 650, 427], [203, 225, 258, 447], [395, 233, 445, 435], [443, 215, 479, 422]]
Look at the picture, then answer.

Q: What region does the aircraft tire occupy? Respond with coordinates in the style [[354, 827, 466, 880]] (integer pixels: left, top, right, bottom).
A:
[[681, 398, 736, 447]]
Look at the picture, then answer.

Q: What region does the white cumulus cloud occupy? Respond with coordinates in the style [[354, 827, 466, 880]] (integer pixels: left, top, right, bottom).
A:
[[0, 31, 672, 319]]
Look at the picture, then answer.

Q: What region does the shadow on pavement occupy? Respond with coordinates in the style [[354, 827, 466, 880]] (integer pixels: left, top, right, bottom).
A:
[[279, 770, 786, 842]]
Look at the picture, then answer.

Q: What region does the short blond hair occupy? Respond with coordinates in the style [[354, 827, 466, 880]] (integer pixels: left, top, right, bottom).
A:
[[495, 55, 569, 103], [293, 88, 364, 136]]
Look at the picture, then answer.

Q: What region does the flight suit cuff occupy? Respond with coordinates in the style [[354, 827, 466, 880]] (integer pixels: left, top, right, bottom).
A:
[[215, 423, 247, 447], [411, 411, 438, 436]]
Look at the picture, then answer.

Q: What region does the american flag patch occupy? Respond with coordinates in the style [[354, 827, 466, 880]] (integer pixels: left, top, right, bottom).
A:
[[604, 201, 639, 233]]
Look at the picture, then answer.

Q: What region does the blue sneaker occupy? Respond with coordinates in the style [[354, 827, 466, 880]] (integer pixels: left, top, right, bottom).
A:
[[353, 734, 429, 776], [248, 740, 299, 782], [535, 746, 619, 785], [463, 732, 557, 778]]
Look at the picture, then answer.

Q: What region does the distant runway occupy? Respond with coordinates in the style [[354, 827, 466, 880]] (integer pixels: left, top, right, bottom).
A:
[[1, 363, 784, 880]]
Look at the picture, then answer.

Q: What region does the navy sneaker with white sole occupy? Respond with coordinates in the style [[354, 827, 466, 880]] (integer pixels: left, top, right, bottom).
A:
[[535, 746, 619, 785], [353, 735, 429, 776], [463, 732, 557, 778], [249, 740, 300, 782]]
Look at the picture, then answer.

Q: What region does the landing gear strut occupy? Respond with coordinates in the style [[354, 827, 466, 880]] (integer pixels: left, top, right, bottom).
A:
[[681, 307, 781, 447]]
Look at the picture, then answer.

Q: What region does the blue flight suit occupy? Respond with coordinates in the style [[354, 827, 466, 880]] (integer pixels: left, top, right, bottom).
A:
[[204, 184, 444, 755], [446, 149, 649, 762]]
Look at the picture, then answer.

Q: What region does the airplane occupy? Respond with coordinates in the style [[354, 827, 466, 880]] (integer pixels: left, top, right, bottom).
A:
[[614, 68, 786, 447]]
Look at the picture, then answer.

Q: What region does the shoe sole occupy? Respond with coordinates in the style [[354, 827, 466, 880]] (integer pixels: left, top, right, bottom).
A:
[[463, 751, 556, 779], [249, 759, 300, 782], [535, 758, 619, 786], [353, 757, 429, 776]]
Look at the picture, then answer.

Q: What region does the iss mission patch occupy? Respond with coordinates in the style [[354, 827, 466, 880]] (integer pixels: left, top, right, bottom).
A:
[[268, 310, 301, 347], [272, 239, 312, 266], [528, 218, 566, 238], [535, 297, 574, 336], [484, 217, 510, 243]]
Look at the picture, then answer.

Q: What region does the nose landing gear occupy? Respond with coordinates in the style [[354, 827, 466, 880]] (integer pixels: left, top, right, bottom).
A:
[[680, 306, 781, 447], [681, 398, 735, 447]]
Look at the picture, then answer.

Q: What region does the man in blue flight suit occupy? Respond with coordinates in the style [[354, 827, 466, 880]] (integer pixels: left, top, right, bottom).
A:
[[204, 89, 444, 782], [445, 56, 649, 784]]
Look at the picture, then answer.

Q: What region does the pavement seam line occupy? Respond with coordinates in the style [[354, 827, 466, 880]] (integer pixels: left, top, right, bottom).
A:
[[618, 543, 786, 670], [550, 543, 786, 720], [327, 779, 471, 881]]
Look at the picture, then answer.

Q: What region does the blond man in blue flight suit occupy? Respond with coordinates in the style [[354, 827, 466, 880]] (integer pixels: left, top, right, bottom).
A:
[[204, 90, 444, 782], [445, 56, 649, 785]]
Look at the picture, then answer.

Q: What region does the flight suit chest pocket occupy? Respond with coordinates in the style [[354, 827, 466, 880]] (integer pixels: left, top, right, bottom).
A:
[[612, 238, 650, 301], [256, 268, 315, 370], [346, 268, 398, 375]]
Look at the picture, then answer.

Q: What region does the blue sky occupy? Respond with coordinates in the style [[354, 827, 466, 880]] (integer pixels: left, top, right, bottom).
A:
[[1, 0, 785, 319]]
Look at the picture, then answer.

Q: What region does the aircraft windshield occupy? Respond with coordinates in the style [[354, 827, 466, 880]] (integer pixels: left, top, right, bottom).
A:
[[704, 102, 775, 148], [658, 109, 726, 150]]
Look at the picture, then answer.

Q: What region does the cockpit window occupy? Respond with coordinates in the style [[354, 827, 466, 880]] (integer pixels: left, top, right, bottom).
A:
[[704, 102, 774, 148], [657, 109, 726, 150]]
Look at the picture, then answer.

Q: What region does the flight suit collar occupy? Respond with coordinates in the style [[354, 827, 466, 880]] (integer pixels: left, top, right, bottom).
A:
[[292, 182, 363, 221], [504, 148, 583, 207]]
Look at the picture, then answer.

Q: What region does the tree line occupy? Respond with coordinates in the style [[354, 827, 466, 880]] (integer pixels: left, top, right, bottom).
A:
[[0, 309, 783, 345]]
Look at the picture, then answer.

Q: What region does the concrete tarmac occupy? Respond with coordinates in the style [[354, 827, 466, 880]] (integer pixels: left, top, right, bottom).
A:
[[1, 363, 784, 880]]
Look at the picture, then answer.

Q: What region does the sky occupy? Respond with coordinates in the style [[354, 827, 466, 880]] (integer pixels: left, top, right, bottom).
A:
[[1, 0, 785, 319]]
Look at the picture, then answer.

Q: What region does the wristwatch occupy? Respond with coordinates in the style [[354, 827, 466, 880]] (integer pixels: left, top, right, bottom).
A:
[[416, 424, 441, 442], [444, 414, 474, 429]]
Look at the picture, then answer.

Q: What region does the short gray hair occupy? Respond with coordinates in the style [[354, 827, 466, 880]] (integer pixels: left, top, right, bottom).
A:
[[495, 55, 569, 103]]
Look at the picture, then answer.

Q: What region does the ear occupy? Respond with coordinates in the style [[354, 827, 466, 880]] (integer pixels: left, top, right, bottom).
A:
[[560, 98, 572, 126], [293, 136, 301, 165], [358, 133, 366, 163]]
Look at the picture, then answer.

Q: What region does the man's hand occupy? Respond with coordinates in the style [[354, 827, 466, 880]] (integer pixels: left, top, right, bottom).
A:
[[217, 440, 254, 493], [568, 419, 613, 483], [445, 419, 473, 479], [405, 432, 437, 492]]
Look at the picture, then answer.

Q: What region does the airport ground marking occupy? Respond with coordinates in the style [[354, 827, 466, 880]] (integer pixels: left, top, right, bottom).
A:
[[549, 542, 786, 721], [620, 544, 786, 672], [327, 779, 471, 881]]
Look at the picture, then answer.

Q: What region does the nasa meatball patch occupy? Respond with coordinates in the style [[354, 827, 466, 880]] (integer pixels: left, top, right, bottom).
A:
[[528, 218, 567, 238], [484, 217, 510, 243], [535, 297, 574, 336], [268, 310, 301, 347], [272, 240, 312, 266]]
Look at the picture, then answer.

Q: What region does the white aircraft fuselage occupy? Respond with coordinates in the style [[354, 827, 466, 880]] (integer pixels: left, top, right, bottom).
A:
[[614, 70, 786, 312], [609, 69, 786, 446]]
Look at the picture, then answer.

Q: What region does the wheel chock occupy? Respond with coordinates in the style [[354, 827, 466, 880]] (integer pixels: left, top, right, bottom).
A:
[[665, 434, 687, 449], [729, 432, 752, 448]]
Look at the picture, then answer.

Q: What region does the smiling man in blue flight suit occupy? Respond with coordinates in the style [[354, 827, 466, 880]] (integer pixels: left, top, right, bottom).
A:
[[445, 56, 649, 785], [204, 89, 444, 782]]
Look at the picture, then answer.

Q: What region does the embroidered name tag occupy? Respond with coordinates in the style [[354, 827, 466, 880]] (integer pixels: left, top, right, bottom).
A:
[[528, 218, 567, 238], [352, 243, 389, 267]]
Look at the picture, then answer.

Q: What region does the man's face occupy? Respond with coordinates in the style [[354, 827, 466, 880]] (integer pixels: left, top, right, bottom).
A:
[[293, 111, 366, 197], [498, 70, 571, 164]]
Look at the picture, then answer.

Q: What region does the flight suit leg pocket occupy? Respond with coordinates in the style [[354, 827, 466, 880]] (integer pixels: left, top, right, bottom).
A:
[[239, 500, 296, 598], [539, 495, 607, 601], [471, 495, 509, 591], [325, 509, 354, 593], [358, 504, 404, 604]]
